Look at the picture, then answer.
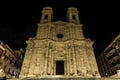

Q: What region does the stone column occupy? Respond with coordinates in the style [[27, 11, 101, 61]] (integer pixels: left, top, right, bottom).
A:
[[51, 49, 54, 75], [67, 47, 70, 75], [72, 45, 77, 75], [69, 47, 73, 75], [47, 48, 51, 75], [44, 47, 49, 75]]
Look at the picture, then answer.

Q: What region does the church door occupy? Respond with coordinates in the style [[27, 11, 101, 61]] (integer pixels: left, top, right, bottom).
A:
[[56, 60, 64, 75]]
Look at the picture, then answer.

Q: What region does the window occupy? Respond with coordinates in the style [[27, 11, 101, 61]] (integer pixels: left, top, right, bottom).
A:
[[4, 65, 6, 71], [20, 54, 23, 59], [44, 15, 48, 19], [57, 34, 63, 39], [8, 68, 11, 74], [72, 15, 76, 20]]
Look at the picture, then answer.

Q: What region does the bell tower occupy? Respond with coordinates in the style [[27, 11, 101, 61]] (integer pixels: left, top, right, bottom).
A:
[[40, 7, 53, 23], [67, 7, 80, 24]]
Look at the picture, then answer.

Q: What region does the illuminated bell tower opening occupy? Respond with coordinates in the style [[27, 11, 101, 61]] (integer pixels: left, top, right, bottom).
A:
[[40, 7, 53, 23], [67, 7, 80, 24], [20, 6, 100, 78]]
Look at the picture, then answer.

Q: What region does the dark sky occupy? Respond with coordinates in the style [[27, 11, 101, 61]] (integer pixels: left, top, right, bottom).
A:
[[0, 0, 117, 57]]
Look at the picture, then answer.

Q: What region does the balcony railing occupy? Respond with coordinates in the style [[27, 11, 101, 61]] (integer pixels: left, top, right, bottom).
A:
[[106, 49, 116, 57], [108, 56, 119, 64]]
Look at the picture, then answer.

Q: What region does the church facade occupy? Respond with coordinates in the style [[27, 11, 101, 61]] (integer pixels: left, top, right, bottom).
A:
[[19, 7, 100, 78]]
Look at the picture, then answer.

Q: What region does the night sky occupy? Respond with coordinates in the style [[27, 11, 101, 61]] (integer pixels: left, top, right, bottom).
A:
[[0, 0, 117, 57]]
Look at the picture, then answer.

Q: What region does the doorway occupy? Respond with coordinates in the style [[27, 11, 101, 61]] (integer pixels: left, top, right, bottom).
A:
[[56, 60, 64, 75]]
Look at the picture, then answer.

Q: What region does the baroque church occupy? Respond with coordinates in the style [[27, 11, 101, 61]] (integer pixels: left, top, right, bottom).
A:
[[19, 7, 101, 79]]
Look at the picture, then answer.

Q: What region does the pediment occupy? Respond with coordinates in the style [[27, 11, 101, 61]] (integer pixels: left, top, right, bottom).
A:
[[53, 21, 67, 25]]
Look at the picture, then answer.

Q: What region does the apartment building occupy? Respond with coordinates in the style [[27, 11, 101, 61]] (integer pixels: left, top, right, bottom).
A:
[[97, 33, 120, 78], [0, 40, 24, 78]]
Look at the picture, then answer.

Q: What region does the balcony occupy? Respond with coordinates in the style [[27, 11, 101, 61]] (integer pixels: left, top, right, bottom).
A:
[[106, 49, 116, 57], [108, 56, 119, 64], [111, 63, 120, 70]]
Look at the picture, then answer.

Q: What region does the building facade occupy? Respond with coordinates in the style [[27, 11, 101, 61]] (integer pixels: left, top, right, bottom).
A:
[[0, 40, 24, 78], [97, 33, 120, 78], [20, 7, 100, 78]]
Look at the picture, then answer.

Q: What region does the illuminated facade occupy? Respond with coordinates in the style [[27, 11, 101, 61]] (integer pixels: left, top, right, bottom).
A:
[[0, 40, 24, 78], [97, 33, 120, 78], [20, 7, 100, 78]]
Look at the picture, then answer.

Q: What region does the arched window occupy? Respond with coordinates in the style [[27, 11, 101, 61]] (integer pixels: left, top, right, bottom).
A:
[[72, 15, 76, 20], [44, 15, 48, 19]]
